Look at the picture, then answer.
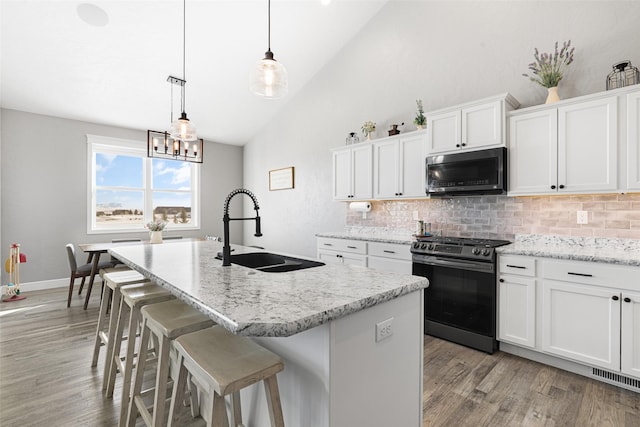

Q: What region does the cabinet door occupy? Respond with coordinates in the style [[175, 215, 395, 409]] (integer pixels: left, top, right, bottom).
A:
[[498, 275, 536, 349], [508, 110, 558, 195], [373, 139, 399, 199], [626, 91, 640, 190], [558, 96, 618, 193], [351, 144, 373, 199], [341, 252, 367, 267], [542, 280, 620, 371], [332, 148, 352, 200], [317, 249, 345, 265], [463, 100, 502, 150], [428, 110, 460, 154], [398, 133, 427, 198], [621, 290, 640, 378]]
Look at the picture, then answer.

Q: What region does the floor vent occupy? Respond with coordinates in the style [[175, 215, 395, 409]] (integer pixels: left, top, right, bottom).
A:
[[592, 368, 640, 390]]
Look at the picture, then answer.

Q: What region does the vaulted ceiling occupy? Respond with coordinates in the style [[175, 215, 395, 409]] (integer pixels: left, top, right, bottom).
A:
[[1, 1, 387, 145]]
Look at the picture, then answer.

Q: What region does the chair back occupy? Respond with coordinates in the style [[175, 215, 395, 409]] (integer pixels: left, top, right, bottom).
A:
[[66, 243, 78, 273]]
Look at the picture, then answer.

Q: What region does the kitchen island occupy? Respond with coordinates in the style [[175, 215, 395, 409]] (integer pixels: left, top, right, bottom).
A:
[[110, 239, 428, 427]]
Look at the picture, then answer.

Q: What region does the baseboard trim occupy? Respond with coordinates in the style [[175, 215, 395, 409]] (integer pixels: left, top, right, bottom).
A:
[[2, 277, 103, 293], [499, 342, 640, 393]]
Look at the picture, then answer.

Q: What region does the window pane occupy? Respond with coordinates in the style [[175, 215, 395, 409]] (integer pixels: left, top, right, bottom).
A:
[[152, 159, 191, 190], [96, 190, 144, 228], [96, 153, 143, 187], [152, 191, 192, 225]]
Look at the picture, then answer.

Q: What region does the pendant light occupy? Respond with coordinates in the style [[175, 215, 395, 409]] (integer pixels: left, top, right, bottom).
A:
[[147, 0, 202, 164], [170, 0, 196, 141], [250, 0, 288, 99]]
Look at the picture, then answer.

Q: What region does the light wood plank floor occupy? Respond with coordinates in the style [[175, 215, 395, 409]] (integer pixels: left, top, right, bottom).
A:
[[1, 287, 639, 426]]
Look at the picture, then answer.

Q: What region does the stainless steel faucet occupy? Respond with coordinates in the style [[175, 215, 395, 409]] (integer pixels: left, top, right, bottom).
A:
[[222, 188, 262, 266]]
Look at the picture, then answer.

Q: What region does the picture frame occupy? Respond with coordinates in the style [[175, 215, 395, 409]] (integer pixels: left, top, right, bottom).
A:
[[269, 167, 295, 191]]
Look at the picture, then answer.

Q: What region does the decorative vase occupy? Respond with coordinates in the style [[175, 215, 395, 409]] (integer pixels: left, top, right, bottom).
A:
[[367, 133, 373, 141], [416, 124, 425, 130], [150, 231, 163, 244], [545, 86, 560, 104]]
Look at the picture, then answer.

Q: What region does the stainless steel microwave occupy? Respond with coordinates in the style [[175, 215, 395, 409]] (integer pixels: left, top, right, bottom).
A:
[[426, 147, 507, 197]]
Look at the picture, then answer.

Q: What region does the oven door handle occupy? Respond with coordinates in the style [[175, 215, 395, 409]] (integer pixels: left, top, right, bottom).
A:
[[414, 255, 495, 273]]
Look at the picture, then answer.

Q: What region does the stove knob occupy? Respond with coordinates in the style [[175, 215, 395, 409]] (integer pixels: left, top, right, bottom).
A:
[[482, 248, 491, 256], [428, 244, 435, 250], [421, 243, 427, 249], [413, 242, 419, 249], [471, 248, 480, 255]]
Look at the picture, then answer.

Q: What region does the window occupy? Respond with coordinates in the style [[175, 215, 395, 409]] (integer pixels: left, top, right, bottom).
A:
[[87, 134, 200, 234]]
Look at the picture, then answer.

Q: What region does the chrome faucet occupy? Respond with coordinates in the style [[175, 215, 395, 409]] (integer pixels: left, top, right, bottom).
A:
[[222, 188, 262, 266]]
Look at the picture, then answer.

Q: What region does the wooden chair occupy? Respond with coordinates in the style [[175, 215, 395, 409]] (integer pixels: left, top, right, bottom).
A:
[[66, 243, 113, 308], [126, 299, 215, 427], [168, 326, 285, 427]]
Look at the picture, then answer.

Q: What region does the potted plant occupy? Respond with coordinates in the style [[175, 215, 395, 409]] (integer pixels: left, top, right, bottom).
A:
[[414, 99, 426, 129], [361, 121, 376, 140], [146, 219, 167, 243], [522, 40, 575, 104]]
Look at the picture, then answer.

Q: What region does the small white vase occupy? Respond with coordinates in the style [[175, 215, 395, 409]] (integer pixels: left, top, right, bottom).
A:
[[150, 231, 163, 244], [545, 86, 560, 104], [416, 124, 425, 130]]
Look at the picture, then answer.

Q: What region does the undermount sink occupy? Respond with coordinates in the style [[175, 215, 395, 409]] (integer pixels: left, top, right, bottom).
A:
[[217, 252, 325, 273]]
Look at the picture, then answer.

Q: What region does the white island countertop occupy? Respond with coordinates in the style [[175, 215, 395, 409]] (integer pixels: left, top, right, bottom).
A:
[[109, 240, 428, 337]]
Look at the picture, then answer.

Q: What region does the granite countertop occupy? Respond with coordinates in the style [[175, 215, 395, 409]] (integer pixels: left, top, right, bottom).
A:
[[316, 231, 414, 245], [109, 240, 427, 337], [497, 235, 640, 267]]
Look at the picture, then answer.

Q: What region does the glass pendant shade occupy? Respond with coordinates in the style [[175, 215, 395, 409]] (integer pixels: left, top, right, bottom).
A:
[[250, 50, 288, 99], [170, 112, 197, 141]]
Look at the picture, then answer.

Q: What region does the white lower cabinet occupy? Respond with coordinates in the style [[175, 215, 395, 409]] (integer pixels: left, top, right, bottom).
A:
[[317, 237, 367, 267], [621, 290, 640, 378], [498, 254, 640, 381], [316, 237, 411, 273], [541, 280, 621, 371], [498, 255, 537, 349], [367, 241, 412, 274]]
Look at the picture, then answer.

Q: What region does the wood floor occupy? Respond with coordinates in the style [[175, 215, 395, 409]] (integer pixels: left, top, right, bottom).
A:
[[1, 287, 639, 427]]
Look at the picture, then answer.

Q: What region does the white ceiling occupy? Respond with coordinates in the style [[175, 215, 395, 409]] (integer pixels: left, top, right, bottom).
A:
[[0, 0, 387, 146]]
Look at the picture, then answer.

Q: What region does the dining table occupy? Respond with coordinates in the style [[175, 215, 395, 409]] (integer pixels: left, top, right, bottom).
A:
[[78, 237, 199, 310]]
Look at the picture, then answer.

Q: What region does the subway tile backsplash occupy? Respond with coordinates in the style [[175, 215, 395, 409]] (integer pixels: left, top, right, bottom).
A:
[[345, 194, 640, 241]]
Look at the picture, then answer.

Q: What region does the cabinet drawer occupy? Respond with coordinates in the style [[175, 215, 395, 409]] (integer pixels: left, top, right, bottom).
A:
[[317, 237, 367, 254], [499, 255, 536, 277], [542, 259, 640, 290], [367, 242, 411, 261]]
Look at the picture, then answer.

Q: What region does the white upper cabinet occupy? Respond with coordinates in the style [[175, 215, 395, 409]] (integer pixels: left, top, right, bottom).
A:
[[427, 93, 519, 155], [332, 143, 372, 200], [508, 89, 631, 196], [373, 132, 427, 199], [509, 109, 558, 195], [558, 96, 618, 193], [626, 90, 640, 190]]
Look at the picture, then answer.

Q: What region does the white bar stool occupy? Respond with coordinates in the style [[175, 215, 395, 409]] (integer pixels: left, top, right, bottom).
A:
[[168, 326, 285, 427], [125, 299, 215, 427], [105, 282, 174, 400], [91, 268, 147, 389]]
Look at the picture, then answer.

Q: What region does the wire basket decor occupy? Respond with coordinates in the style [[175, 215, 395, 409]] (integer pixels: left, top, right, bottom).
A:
[[606, 60, 640, 90]]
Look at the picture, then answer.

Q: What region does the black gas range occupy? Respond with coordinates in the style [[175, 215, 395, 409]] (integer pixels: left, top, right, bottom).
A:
[[411, 236, 511, 354]]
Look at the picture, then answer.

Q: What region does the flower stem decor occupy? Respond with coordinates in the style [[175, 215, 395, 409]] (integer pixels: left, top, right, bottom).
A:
[[146, 220, 167, 231], [522, 40, 575, 103], [413, 99, 426, 129], [361, 121, 376, 140]]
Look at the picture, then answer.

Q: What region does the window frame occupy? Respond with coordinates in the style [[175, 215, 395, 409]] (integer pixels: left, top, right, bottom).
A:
[[86, 134, 201, 234]]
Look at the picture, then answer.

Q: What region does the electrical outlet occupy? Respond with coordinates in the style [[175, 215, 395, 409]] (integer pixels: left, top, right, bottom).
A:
[[375, 317, 394, 342], [577, 210, 588, 225], [413, 211, 420, 221]]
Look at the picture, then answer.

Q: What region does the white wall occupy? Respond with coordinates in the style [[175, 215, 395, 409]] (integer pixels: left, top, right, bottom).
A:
[[0, 109, 243, 284], [242, 0, 640, 258]]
